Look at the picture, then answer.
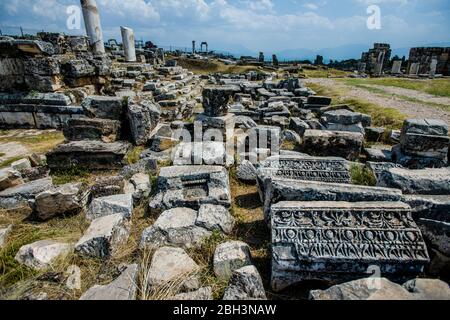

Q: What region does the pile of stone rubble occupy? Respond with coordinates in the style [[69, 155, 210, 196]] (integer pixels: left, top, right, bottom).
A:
[[0, 2, 449, 301]]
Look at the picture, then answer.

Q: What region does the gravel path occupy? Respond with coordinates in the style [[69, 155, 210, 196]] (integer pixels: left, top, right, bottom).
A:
[[305, 78, 450, 124]]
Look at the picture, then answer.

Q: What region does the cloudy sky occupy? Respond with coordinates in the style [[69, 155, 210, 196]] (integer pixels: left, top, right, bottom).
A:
[[1, 0, 449, 57]]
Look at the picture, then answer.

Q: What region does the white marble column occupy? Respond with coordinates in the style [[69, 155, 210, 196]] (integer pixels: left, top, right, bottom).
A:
[[80, 0, 105, 55], [121, 27, 137, 62]]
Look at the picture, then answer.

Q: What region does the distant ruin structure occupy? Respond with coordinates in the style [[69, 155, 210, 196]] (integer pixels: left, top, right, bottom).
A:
[[407, 47, 450, 76], [80, 0, 105, 55], [361, 43, 391, 75]]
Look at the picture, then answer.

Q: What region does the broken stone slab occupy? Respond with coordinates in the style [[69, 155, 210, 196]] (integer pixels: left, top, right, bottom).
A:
[[47, 141, 132, 170], [127, 100, 161, 146], [149, 166, 231, 211], [400, 133, 449, 160], [87, 194, 133, 221], [89, 176, 125, 199], [82, 96, 125, 121], [172, 287, 213, 300], [75, 213, 131, 259], [197, 204, 235, 234], [261, 178, 403, 223], [214, 241, 252, 281], [378, 167, 450, 195], [129, 173, 151, 201], [11, 158, 32, 171], [301, 130, 364, 161], [202, 85, 239, 117], [257, 155, 352, 187], [391, 144, 447, 169], [363, 148, 392, 162], [0, 177, 53, 210], [80, 264, 139, 300], [365, 162, 404, 181], [222, 265, 267, 300], [236, 160, 257, 183], [289, 118, 310, 136], [310, 278, 450, 300], [0, 225, 13, 249], [402, 119, 448, 136], [235, 116, 257, 129], [172, 142, 233, 167], [402, 194, 450, 222], [15, 240, 72, 270], [63, 118, 121, 143], [365, 127, 385, 142], [140, 207, 211, 249], [271, 201, 429, 292], [0, 92, 71, 106], [325, 122, 365, 134], [196, 114, 236, 141], [247, 125, 281, 150], [146, 246, 200, 289], [418, 218, 449, 256], [321, 109, 371, 127], [0, 168, 24, 191], [32, 183, 89, 221], [119, 157, 158, 179], [306, 96, 332, 106]]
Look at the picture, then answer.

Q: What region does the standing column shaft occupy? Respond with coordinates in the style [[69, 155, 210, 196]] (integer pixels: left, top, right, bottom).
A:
[[80, 0, 105, 54], [121, 27, 137, 62]]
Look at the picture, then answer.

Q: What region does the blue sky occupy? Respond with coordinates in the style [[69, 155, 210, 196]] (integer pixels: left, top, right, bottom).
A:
[[1, 0, 449, 58]]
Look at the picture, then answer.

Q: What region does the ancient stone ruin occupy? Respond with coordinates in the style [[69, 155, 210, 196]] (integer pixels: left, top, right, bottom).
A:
[[0, 0, 448, 302]]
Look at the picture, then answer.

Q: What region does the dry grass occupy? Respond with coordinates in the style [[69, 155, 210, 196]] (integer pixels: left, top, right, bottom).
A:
[[177, 57, 273, 75], [0, 130, 64, 155], [0, 186, 152, 300], [343, 77, 450, 98]]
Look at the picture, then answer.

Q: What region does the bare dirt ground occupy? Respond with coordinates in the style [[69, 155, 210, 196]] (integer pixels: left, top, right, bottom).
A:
[[305, 78, 450, 124]]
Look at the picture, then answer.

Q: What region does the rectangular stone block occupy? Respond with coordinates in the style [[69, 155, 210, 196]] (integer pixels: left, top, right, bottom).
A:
[[400, 133, 449, 160], [271, 201, 429, 291], [402, 119, 448, 136], [301, 130, 364, 161], [257, 155, 351, 186], [261, 178, 403, 222], [63, 118, 121, 142], [47, 141, 131, 170], [149, 165, 231, 211]]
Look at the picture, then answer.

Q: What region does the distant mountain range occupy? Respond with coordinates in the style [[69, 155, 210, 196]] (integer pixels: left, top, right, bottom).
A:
[[219, 42, 450, 62]]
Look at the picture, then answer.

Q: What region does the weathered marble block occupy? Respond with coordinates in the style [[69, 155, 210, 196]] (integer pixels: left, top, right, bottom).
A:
[[378, 167, 450, 195], [149, 166, 231, 211], [402, 119, 448, 136], [400, 133, 449, 160], [261, 178, 403, 223], [202, 85, 239, 117], [82, 96, 125, 121], [257, 155, 351, 185], [63, 118, 121, 142], [365, 162, 404, 181], [301, 130, 364, 161], [47, 141, 131, 170], [271, 201, 429, 292]]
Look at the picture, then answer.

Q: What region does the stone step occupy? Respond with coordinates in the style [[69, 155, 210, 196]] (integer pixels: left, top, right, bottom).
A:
[[47, 141, 132, 170], [261, 177, 403, 222]]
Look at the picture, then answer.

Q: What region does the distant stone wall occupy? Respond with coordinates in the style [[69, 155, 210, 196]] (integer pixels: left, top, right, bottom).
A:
[[408, 47, 450, 76]]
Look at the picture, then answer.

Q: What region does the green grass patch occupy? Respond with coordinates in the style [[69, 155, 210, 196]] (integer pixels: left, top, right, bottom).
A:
[[0, 156, 24, 169], [51, 167, 91, 185], [343, 78, 450, 98], [308, 82, 407, 130], [302, 68, 351, 78], [126, 146, 145, 165], [350, 164, 377, 186]]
